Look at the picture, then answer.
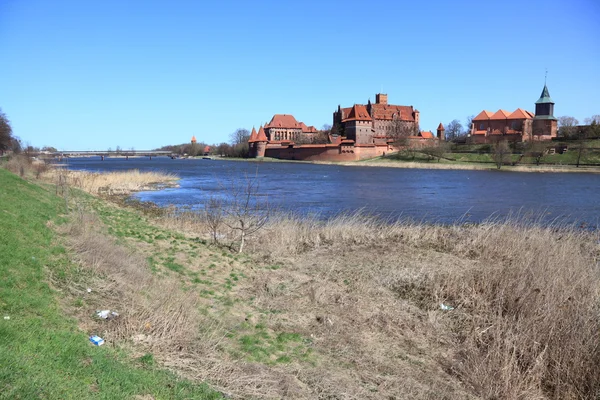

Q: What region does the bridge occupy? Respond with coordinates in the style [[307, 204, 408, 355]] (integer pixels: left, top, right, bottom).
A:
[[50, 150, 178, 160]]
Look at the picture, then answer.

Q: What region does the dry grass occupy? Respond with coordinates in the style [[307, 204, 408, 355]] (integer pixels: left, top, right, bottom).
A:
[[58, 209, 200, 351], [42, 168, 178, 195], [157, 208, 600, 399]]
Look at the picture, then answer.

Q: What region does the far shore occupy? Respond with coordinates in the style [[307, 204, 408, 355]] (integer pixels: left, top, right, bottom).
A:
[[219, 156, 600, 174]]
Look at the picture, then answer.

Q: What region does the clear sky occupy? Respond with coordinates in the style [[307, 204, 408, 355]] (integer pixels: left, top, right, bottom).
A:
[[1, 0, 599, 150]]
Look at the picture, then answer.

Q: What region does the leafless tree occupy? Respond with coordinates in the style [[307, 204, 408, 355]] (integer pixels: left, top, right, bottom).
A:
[[558, 116, 579, 138], [465, 115, 475, 135], [526, 141, 547, 166], [584, 115, 600, 125], [493, 140, 511, 169], [445, 119, 463, 140], [421, 141, 450, 162], [203, 197, 224, 244], [218, 170, 269, 253], [229, 128, 250, 146]]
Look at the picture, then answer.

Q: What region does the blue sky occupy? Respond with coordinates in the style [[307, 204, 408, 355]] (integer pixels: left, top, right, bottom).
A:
[[1, 0, 599, 150]]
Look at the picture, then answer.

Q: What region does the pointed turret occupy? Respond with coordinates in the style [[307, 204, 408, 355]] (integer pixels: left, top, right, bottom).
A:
[[255, 125, 268, 158], [248, 127, 258, 143], [256, 125, 268, 142], [437, 123, 445, 141], [191, 135, 197, 144]]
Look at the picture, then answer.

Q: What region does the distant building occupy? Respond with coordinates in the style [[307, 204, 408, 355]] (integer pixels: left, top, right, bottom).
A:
[[263, 114, 317, 142], [191, 135, 197, 144], [333, 93, 420, 145], [469, 84, 557, 142]]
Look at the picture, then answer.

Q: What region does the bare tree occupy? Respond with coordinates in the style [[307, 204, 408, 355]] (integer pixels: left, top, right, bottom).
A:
[[219, 170, 269, 253], [493, 140, 511, 169], [526, 141, 547, 166], [421, 141, 450, 162], [558, 116, 579, 138], [390, 120, 420, 160], [584, 115, 600, 125], [445, 119, 463, 140], [465, 115, 475, 135], [229, 128, 250, 146]]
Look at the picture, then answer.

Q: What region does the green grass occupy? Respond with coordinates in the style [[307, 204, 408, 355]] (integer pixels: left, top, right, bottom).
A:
[[0, 169, 221, 399]]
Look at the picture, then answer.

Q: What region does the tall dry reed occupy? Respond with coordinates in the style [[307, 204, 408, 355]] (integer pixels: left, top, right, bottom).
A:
[[43, 168, 178, 195]]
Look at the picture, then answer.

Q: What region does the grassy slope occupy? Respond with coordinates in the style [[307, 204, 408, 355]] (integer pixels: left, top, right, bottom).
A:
[[0, 169, 220, 399]]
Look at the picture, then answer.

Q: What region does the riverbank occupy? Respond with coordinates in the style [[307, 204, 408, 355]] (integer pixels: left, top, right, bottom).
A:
[[2, 159, 599, 399], [0, 167, 220, 399], [218, 154, 600, 173], [327, 157, 600, 173]]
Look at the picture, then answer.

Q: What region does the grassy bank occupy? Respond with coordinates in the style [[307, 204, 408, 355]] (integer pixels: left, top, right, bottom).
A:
[[0, 167, 220, 399], [3, 158, 600, 399]]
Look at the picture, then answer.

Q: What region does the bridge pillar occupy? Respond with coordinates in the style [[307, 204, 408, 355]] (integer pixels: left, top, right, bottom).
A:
[[126, 155, 128, 160], [149, 155, 152, 160], [101, 155, 104, 161]]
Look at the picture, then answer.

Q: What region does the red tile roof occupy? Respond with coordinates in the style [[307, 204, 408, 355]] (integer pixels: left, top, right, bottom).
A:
[[204, 145, 210, 153], [265, 114, 301, 129], [473, 110, 494, 121], [256, 125, 267, 141], [437, 122, 445, 131], [490, 110, 512, 120], [370, 104, 415, 121], [299, 122, 318, 133], [342, 104, 372, 122], [248, 127, 258, 143], [507, 108, 534, 119], [191, 135, 197, 143], [420, 131, 434, 139]]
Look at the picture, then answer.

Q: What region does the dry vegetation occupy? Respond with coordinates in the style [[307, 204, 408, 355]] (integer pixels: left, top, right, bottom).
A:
[[7, 157, 600, 399], [44, 167, 178, 195], [157, 210, 600, 399]]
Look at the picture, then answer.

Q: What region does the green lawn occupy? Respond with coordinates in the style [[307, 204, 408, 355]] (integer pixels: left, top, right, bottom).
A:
[[0, 168, 221, 399]]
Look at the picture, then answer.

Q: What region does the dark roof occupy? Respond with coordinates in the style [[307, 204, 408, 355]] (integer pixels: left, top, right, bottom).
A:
[[535, 84, 554, 104]]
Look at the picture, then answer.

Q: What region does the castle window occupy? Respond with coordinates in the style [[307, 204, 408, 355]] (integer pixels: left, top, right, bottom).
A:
[[479, 123, 484, 130]]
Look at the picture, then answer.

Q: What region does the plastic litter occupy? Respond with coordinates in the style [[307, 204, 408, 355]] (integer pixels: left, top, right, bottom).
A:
[[89, 335, 105, 346], [86, 288, 92, 293], [440, 303, 455, 311], [3, 316, 9, 320], [96, 310, 119, 320]]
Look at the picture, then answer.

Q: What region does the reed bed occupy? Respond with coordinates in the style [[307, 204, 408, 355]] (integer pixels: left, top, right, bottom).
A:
[[43, 168, 178, 195]]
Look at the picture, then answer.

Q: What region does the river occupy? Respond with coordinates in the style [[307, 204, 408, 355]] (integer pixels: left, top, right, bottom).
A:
[[63, 157, 600, 227]]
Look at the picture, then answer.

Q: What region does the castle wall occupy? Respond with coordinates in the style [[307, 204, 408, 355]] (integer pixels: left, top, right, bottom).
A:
[[264, 142, 395, 162]]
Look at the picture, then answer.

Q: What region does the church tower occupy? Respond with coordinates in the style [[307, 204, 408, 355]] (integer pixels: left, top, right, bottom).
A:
[[534, 84, 555, 118], [532, 84, 558, 139]]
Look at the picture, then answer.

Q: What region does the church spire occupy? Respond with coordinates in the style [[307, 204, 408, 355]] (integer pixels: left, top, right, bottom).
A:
[[534, 82, 556, 120]]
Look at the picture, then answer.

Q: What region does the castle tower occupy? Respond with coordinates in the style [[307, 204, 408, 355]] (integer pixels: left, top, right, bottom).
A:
[[191, 135, 197, 144], [255, 125, 268, 158], [375, 93, 388, 105], [437, 123, 445, 141], [248, 127, 258, 157], [532, 84, 558, 138]]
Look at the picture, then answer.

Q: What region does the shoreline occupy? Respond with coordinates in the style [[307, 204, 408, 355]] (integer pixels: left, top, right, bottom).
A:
[[226, 156, 600, 173]]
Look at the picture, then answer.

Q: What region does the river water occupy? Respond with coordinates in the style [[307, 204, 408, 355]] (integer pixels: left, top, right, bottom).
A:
[[63, 157, 600, 227]]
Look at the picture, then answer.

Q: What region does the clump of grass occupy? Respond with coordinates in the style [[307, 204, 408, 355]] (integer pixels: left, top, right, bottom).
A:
[[430, 222, 600, 399]]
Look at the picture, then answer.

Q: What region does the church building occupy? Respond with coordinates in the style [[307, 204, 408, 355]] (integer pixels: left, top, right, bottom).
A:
[[469, 84, 557, 142]]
